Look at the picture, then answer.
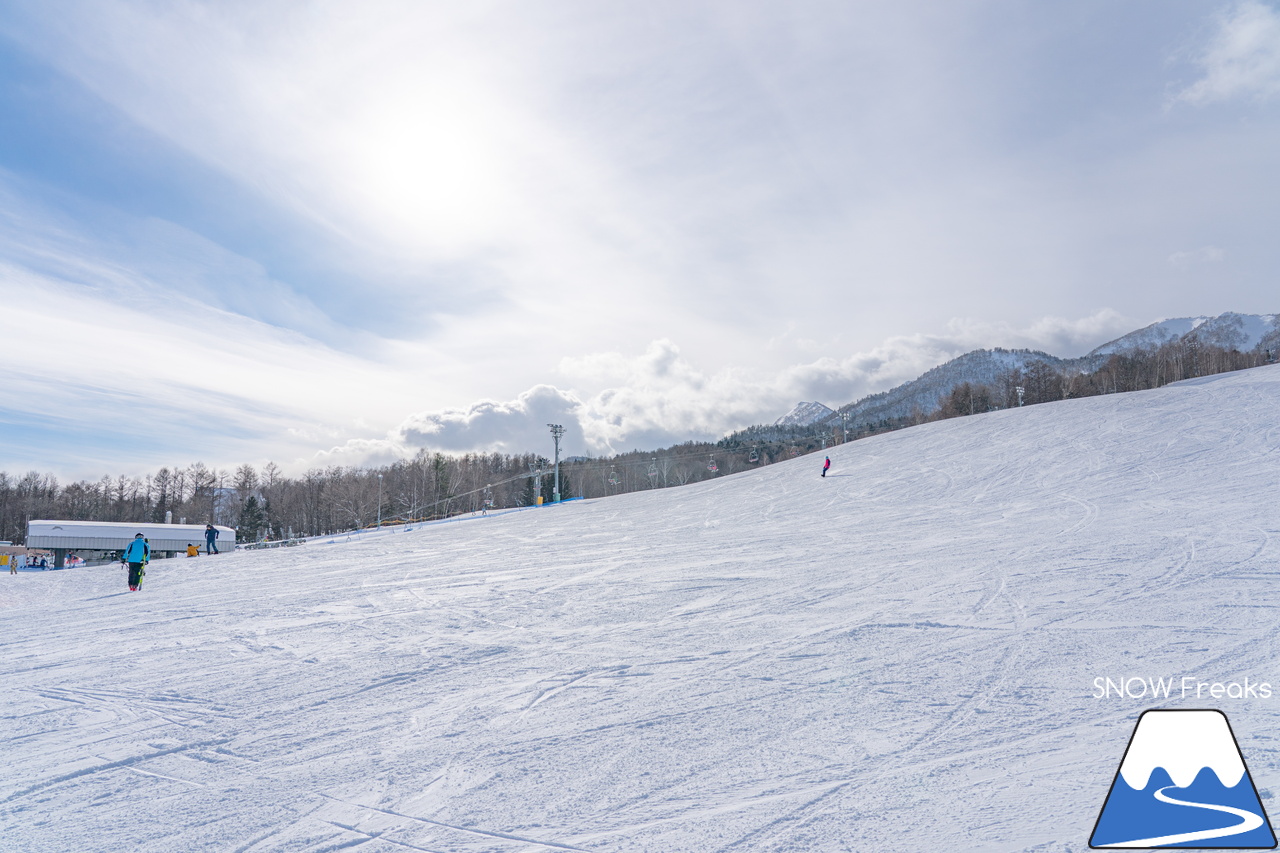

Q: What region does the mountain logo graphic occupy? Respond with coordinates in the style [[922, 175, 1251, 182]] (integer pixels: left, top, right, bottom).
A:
[[1091, 709, 1276, 849]]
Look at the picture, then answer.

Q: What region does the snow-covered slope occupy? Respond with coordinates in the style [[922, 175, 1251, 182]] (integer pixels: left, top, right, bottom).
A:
[[775, 400, 835, 426], [5, 364, 1280, 852]]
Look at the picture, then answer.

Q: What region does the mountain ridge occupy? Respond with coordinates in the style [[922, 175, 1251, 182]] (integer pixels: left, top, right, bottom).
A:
[[776, 312, 1279, 429]]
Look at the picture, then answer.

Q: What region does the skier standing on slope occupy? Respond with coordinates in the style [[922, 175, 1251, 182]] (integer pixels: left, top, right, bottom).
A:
[[205, 524, 219, 555], [822, 456, 831, 478], [123, 533, 149, 591]]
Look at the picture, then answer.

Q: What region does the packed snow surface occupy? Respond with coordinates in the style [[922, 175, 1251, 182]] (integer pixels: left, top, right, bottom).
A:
[[4, 365, 1280, 852]]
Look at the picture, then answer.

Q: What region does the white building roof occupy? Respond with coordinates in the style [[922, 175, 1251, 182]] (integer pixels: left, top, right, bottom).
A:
[[26, 520, 236, 552]]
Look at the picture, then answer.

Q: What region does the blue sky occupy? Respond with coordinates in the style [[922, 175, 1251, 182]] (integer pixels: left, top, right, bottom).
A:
[[2, 1, 1278, 480]]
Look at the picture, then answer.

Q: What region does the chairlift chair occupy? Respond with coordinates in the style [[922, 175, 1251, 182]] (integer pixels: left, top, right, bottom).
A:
[[707, 456, 719, 473], [647, 459, 659, 480], [607, 466, 620, 486], [748, 448, 760, 463]]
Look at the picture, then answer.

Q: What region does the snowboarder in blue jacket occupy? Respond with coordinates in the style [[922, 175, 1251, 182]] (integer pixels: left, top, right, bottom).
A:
[[123, 534, 149, 591], [205, 524, 219, 555]]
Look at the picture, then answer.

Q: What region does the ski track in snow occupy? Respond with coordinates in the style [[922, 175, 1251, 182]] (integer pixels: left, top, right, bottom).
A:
[[3, 364, 1280, 851]]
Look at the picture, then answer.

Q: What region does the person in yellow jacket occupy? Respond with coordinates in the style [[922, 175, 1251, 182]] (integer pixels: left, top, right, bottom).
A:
[[186, 544, 200, 557]]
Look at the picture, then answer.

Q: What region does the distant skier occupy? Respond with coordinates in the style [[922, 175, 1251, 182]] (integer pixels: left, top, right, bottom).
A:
[[205, 524, 219, 555], [822, 456, 831, 478], [123, 533, 149, 591]]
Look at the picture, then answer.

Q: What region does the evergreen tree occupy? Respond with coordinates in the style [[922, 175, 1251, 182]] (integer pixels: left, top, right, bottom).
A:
[[239, 496, 267, 542]]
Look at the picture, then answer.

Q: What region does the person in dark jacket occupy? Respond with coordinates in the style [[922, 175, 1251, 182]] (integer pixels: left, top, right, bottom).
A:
[[123, 533, 149, 591], [822, 456, 831, 478], [205, 524, 219, 555]]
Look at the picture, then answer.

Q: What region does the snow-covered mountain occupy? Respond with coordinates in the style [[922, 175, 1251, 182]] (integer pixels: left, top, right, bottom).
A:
[[832, 347, 1071, 427], [7, 363, 1280, 851], [1090, 312, 1279, 357], [775, 400, 834, 426], [800, 311, 1278, 431]]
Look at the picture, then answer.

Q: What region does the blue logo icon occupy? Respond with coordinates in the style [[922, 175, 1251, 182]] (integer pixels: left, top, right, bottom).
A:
[[1091, 709, 1276, 848]]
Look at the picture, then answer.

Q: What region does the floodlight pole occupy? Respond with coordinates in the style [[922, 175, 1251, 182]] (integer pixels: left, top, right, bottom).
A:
[[377, 473, 383, 528], [1016, 386, 1025, 407], [212, 472, 223, 524], [548, 423, 565, 503]]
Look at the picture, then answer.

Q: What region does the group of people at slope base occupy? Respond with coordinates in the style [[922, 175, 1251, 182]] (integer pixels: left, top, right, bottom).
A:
[[183, 524, 221, 557], [120, 523, 221, 592], [4, 553, 51, 573]]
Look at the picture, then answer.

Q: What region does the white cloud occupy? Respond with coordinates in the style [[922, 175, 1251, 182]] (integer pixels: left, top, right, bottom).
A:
[[0, 210, 422, 477], [309, 438, 408, 471], [1176, 0, 1280, 105], [1168, 246, 1227, 268], [4, 1, 1148, 365], [397, 385, 586, 455], [9, 3, 662, 299], [943, 310, 1134, 358]]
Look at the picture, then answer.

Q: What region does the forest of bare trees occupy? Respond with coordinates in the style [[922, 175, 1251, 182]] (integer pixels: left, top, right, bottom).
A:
[[2, 339, 1272, 547]]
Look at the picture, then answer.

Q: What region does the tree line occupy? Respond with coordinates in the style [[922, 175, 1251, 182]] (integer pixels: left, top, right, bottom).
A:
[[928, 340, 1274, 424], [0, 439, 822, 546]]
